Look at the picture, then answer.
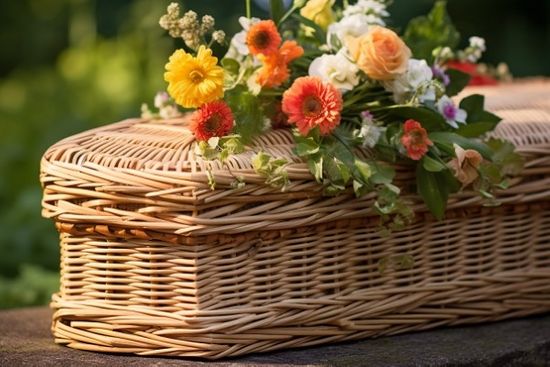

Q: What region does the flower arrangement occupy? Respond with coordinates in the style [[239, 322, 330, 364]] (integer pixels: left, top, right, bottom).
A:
[[144, 0, 522, 227]]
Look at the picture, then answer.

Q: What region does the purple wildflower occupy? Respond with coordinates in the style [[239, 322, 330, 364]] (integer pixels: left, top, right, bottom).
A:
[[431, 65, 450, 86]]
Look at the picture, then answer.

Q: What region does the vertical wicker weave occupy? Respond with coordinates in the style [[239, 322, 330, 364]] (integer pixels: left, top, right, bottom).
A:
[[41, 80, 550, 359]]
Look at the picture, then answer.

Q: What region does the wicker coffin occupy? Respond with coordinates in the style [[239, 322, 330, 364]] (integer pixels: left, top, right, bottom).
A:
[[41, 80, 550, 359]]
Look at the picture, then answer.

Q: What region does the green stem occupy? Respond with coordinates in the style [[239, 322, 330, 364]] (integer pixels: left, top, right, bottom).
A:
[[245, 0, 251, 18], [278, 4, 298, 25], [259, 90, 283, 97]]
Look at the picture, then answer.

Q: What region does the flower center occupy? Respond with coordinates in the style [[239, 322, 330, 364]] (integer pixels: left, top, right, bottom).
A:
[[205, 113, 221, 132], [410, 131, 424, 146], [302, 96, 323, 116], [189, 69, 205, 83], [443, 104, 457, 120], [253, 31, 270, 49]]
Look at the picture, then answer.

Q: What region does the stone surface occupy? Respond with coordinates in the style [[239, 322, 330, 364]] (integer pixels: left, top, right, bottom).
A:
[[0, 307, 549, 366]]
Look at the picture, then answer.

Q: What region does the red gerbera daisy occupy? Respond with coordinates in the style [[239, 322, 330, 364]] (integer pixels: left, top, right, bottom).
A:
[[190, 101, 234, 141], [246, 20, 281, 57], [281, 76, 343, 136], [401, 119, 433, 160]]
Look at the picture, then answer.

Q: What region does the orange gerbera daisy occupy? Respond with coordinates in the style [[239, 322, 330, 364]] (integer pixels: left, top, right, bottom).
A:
[[246, 20, 281, 56], [190, 101, 234, 141], [401, 119, 433, 160], [257, 40, 304, 88], [282, 76, 343, 136]]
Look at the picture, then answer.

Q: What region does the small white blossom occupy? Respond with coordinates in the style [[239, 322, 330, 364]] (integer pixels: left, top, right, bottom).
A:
[[343, 0, 388, 24], [212, 30, 226, 44], [437, 95, 467, 129], [457, 36, 486, 63], [359, 125, 382, 148], [327, 14, 370, 50], [469, 36, 486, 52], [357, 111, 383, 148], [154, 92, 170, 109], [200, 15, 215, 35], [152, 91, 180, 119], [383, 59, 435, 103], [433, 46, 455, 63], [309, 51, 360, 91], [364, 14, 386, 26]]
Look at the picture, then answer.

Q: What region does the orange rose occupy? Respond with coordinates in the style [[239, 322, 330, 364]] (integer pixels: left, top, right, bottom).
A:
[[346, 26, 411, 81]]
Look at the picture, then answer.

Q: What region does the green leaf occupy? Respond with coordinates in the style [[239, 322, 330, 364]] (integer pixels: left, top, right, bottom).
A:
[[323, 182, 346, 196], [196, 141, 219, 160], [294, 137, 320, 156], [478, 162, 502, 185], [270, 0, 285, 23], [455, 121, 498, 138], [485, 138, 524, 175], [252, 151, 290, 189], [252, 151, 270, 172], [355, 159, 372, 182], [429, 132, 493, 159], [416, 164, 448, 220], [385, 105, 447, 131], [225, 87, 265, 143], [307, 155, 323, 182], [353, 179, 373, 198], [459, 94, 484, 122], [422, 155, 447, 172], [292, 13, 326, 44], [221, 58, 240, 76], [446, 68, 471, 97], [439, 168, 461, 194], [324, 157, 351, 185], [403, 1, 460, 62], [221, 136, 245, 155], [370, 162, 395, 184]]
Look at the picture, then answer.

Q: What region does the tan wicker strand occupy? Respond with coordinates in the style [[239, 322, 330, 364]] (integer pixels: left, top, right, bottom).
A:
[[43, 80, 550, 359]]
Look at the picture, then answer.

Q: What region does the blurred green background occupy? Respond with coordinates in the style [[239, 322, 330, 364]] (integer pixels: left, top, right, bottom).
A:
[[0, 0, 548, 309]]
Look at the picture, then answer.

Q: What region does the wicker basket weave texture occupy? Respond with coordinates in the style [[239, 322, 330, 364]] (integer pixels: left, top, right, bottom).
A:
[[41, 80, 550, 358]]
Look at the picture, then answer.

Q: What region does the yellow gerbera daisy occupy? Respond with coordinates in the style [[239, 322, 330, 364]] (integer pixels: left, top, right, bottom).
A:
[[164, 46, 224, 109]]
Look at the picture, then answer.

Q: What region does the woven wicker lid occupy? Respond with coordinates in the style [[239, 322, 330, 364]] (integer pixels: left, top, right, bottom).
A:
[[40, 80, 550, 237], [41, 117, 305, 174]]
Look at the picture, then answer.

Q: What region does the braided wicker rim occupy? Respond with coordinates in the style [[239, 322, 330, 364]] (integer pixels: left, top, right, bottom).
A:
[[42, 80, 550, 359]]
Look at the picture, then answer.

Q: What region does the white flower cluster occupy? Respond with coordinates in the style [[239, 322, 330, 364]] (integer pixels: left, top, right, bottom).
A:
[[382, 59, 468, 129], [141, 92, 180, 120], [463, 36, 486, 63], [327, 13, 370, 50], [326, 0, 387, 50], [356, 111, 383, 148], [343, 0, 389, 24], [383, 59, 437, 103]]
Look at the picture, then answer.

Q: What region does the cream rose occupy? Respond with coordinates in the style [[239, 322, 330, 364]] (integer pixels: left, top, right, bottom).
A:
[[346, 26, 411, 81], [308, 51, 360, 91]]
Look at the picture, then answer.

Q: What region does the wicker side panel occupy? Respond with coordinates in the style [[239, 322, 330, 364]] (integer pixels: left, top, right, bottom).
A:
[[51, 204, 550, 358]]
